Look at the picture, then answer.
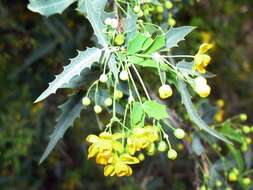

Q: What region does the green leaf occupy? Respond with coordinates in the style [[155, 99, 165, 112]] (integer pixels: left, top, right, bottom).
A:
[[142, 38, 154, 51], [192, 133, 205, 156], [108, 54, 119, 80], [127, 33, 149, 54], [129, 56, 169, 70], [39, 92, 84, 163], [177, 59, 216, 78], [124, 8, 138, 42], [177, 80, 231, 143], [219, 122, 245, 144], [131, 102, 145, 126], [35, 48, 102, 103], [143, 100, 168, 120], [60, 69, 100, 89], [227, 144, 244, 171], [77, 0, 108, 47], [28, 0, 76, 16], [145, 35, 165, 54], [166, 26, 196, 49]]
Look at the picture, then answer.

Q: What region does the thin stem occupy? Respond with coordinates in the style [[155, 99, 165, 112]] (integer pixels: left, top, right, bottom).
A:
[[126, 65, 143, 103], [130, 63, 151, 100]]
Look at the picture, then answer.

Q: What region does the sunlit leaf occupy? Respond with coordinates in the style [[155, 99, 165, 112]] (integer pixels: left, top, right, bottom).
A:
[[178, 80, 230, 143], [166, 26, 195, 49], [35, 48, 102, 103], [143, 100, 169, 120], [28, 0, 76, 16]]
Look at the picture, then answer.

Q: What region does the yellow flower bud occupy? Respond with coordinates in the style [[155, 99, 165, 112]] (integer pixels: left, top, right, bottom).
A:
[[194, 76, 211, 98], [228, 171, 238, 182], [159, 84, 173, 99], [114, 34, 125, 46]]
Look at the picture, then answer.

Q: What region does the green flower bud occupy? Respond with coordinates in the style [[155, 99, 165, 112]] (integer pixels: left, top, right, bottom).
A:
[[242, 177, 251, 186], [167, 149, 177, 160], [115, 90, 123, 99], [228, 171, 238, 182], [133, 6, 141, 14], [174, 128, 185, 139], [114, 34, 125, 46], [94, 105, 102, 114], [168, 18, 176, 26], [158, 141, 167, 152], [215, 180, 222, 187], [242, 125, 251, 134], [165, 1, 173, 9], [99, 74, 108, 83], [147, 143, 155, 156], [156, 5, 164, 13], [104, 97, 113, 107], [239, 113, 247, 121], [82, 97, 91, 106], [119, 70, 128, 81], [138, 153, 145, 161]]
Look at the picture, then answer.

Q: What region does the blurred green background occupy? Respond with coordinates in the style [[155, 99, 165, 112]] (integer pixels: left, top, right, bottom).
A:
[[0, 0, 252, 189]]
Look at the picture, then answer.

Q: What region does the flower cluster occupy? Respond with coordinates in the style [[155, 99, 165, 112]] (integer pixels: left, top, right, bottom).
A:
[[86, 125, 186, 177]]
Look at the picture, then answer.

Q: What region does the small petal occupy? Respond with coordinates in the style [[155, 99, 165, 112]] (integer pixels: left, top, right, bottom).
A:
[[86, 134, 99, 143], [104, 165, 115, 176], [198, 43, 213, 54]]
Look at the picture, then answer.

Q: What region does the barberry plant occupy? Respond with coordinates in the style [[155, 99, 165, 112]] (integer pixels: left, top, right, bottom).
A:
[[27, 0, 252, 188]]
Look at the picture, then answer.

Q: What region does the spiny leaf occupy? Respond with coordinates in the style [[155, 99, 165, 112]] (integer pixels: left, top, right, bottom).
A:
[[28, 0, 76, 16], [124, 7, 138, 42], [177, 59, 216, 78], [144, 35, 166, 54], [166, 26, 196, 49], [39, 91, 84, 164], [178, 80, 231, 144], [77, 0, 108, 47], [35, 47, 102, 103], [127, 33, 149, 54]]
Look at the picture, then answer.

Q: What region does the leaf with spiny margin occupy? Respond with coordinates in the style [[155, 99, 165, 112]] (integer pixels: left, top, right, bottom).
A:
[[166, 26, 196, 49], [77, 0, 108, 47], [177, 59, 216, 78], [177, 80, 231, 144], [39, 91, 84, 164], [28, 0, 76, 17], [124, 7, 138, 42], [35, 48, 102, 103], [60, 69, 100, 89]]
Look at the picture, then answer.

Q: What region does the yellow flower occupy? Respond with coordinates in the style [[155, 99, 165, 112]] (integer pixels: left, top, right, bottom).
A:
[[193, 43, 213, 73], [86, 132, 124, 164], [104, 154, 139, 177], [127, 125, 159, 155]]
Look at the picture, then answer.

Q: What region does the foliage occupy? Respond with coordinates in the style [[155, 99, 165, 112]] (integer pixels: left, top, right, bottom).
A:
[[1, 0, 253, 189]]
